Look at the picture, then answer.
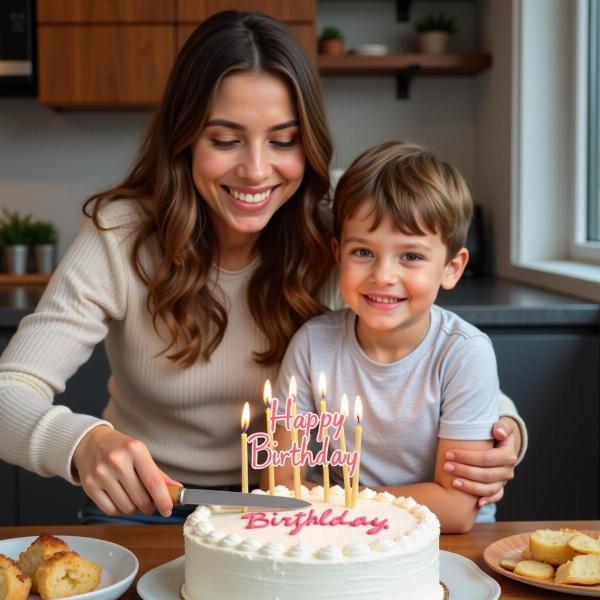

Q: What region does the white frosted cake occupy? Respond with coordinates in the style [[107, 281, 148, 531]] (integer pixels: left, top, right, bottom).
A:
[[181, 485, 443, 600]]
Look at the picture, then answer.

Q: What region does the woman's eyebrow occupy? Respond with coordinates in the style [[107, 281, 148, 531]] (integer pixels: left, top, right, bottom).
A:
[[204, 119, 299, 131]]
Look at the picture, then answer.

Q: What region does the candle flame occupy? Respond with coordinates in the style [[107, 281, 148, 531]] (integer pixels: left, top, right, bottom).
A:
[[319, 372, 327, 399], [354, 395, 363, 424], [241, 402, 250, 431], [340, 393, 349, 417], [288, 375, 297, 399], [263, 379, 272, 408]]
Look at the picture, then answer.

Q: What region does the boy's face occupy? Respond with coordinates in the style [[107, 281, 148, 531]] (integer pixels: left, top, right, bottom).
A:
[[333, 201, 468, 350]]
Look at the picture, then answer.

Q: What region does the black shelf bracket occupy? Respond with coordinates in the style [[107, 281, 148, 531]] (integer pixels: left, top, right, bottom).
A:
[[396, 64, 421, 99], [396, 0, 412, 21]]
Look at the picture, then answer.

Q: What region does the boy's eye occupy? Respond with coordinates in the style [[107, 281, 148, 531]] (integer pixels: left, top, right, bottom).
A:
[[402, 252, 423, 262], [352, 248, 373, 258], [210, 138, 239, 148]]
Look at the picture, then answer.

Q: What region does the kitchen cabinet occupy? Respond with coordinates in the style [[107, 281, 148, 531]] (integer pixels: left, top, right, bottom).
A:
[[36, 0, 317, 107], [488, 330, 599, 521], [5, 343, 111, 526], [37, 25, 175, 107], [37, 0, 175, 22]]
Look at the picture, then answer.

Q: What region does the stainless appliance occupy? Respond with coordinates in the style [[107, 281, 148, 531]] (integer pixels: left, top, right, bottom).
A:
[[0, 0, 36, 96]]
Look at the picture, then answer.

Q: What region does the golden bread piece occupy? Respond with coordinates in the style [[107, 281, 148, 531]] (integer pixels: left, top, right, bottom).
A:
[[521, 547, 532, 560], [499, 558, 519, 571], [568, 534, 600, 555], [35, 550, 101, 599], [513, 559, 555, 580], [0, 554, 32, 600], [555, 554, 600, 585], [17, 533, 70, 593], [529, 528, 581, 565]]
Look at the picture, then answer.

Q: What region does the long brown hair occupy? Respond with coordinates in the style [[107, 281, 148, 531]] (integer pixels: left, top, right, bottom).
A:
[[83, 11, 334, 366]]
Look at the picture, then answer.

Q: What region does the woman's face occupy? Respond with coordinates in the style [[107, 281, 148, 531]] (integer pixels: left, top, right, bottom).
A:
[[191, 72, 305, 252]]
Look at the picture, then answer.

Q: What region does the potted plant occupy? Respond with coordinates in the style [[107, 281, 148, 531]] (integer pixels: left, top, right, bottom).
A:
[[30, 219, 58, 274], [318, 26, 345, 56], [0, 209, 33, 275], [415, 13, 456, 55]]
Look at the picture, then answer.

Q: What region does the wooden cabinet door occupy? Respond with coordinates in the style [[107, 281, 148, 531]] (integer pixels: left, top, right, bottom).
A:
[[177, 0, 315, 23], [38, 25, 176, 106], [37, 0, 175, 23], [176, 23, 315, 63]]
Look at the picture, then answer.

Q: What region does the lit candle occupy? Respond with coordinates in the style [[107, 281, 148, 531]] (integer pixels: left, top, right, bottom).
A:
[[263, 379, 276, 495], [241, 402, 250, 513], [289, 376, 302, 499], [339, 393, 351, 508], [351, 395, 363, 509], [319, 372, 330, 502]]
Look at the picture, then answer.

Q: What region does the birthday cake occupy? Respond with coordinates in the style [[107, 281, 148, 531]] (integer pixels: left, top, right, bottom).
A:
[[181, 485, 443, 600]]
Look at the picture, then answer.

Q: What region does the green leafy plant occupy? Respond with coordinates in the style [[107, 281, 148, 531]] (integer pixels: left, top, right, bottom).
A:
[[320, 25, 344, 41], [415, 13, 457, 34], [29, 220, 59, 245], [0, 209, 33, 246]]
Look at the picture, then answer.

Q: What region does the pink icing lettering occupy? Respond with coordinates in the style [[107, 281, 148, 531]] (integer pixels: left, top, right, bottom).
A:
[[350, 516, 368, 528], [366, 518, 390, 535], [241, 512, 270, 529], [241, 509, 390, 536], [328, 510, 351, 527]]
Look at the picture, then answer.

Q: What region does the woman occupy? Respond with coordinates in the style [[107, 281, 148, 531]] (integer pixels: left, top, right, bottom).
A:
[[0, 11, 522, 523]]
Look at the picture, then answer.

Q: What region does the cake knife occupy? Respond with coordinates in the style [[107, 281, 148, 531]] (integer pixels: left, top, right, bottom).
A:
[[167, 485, 311, 510]]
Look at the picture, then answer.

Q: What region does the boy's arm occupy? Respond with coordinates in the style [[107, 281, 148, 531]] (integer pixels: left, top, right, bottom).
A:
[[444, 392, 525, 506], [376, 438, 493, 534]]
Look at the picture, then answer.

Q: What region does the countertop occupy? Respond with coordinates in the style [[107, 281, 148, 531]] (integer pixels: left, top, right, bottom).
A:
[[0, 276, 599, 329]]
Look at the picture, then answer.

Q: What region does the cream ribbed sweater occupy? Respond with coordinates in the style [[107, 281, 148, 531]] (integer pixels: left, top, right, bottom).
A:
[[0, 201, 526, 487]]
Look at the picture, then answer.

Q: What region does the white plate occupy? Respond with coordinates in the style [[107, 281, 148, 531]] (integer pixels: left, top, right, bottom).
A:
[[0, 535, 138, 600], [137, 550, 500, 599], [354, 43, 389, 56]]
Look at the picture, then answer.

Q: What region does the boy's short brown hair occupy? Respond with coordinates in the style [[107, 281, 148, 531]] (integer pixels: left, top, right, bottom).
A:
[[333, 141, 473, 260]]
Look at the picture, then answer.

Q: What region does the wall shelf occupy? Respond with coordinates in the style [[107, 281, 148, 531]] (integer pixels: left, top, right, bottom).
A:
[[317, 53, 492, 76], [0, 274, 51, 286], [318, 53, 492, 98]]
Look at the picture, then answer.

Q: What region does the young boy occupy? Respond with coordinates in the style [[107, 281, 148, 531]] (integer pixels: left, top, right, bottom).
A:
[[270, 141, 500, 533]]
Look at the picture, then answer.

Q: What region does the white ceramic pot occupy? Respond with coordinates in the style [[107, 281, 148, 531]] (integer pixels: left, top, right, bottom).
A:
[[418, 31, 450, 54]]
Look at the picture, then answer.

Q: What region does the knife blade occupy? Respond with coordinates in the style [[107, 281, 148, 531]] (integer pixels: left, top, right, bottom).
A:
[[167, 485, 311, 510]]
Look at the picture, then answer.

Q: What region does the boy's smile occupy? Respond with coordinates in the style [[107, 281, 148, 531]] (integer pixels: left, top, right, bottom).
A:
[[333, 201, 468, 362]]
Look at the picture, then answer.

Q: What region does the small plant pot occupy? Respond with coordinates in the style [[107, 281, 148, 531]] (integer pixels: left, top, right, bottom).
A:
[[319, 39, 345, 56], [3, 245, 29, 275], [34, 243, 55, 274], [418, 31, 450, 54]]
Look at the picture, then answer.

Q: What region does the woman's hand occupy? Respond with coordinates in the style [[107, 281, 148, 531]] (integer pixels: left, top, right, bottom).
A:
[[443, 417, 521, 506], [72, 425, 180, 517]]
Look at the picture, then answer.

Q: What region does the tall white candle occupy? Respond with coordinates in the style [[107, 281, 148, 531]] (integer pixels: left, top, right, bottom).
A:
[[351, 395, 362, 509], [263, 380, 276, 495]]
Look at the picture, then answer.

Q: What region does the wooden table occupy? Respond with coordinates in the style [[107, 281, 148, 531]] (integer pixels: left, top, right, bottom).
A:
[[1, 520, 597, 598]]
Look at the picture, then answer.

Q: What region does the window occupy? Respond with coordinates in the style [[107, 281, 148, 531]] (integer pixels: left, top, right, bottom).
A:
[[588, 0, 600, 242], [507, 0, 600, 301]]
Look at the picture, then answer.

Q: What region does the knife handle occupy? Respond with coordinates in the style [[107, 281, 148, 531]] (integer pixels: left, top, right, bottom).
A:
[[167, 484, 183, 505]]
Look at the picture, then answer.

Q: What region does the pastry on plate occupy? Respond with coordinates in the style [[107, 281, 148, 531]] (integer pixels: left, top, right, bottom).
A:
[[35, 550, 101, 599], [0, 554, 31, 600], [17, 534, 69, 593]]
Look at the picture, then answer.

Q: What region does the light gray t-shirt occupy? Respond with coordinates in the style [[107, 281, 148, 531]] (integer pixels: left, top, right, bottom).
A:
[[274, 305, 500, 490]]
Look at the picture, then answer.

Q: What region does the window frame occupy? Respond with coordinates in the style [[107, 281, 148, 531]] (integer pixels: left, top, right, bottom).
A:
[[508, 0, 600, 301]]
